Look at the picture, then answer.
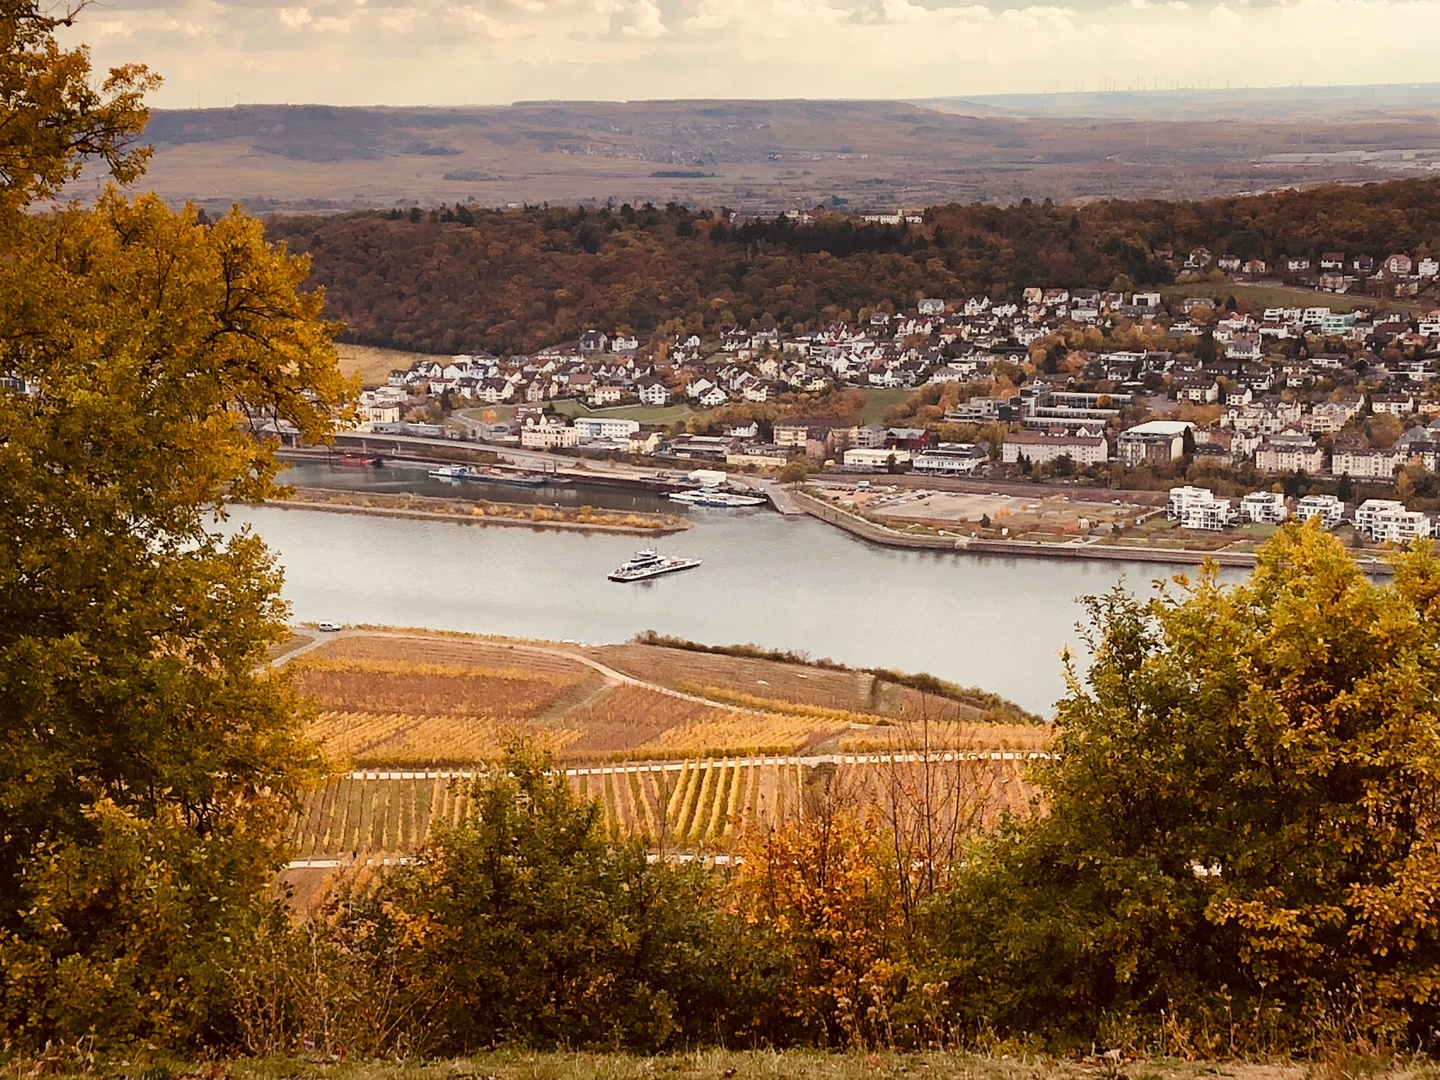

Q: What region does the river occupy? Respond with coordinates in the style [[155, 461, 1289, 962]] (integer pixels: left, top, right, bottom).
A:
[[233, 462, 1231, 715]]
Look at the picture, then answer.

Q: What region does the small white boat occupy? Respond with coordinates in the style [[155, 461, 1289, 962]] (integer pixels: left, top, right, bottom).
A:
[[428, 464, 473, 480], [608, 548, 702, 582], [668, 489, 767, 508]]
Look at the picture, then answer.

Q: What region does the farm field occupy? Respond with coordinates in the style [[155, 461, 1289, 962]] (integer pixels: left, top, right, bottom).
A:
[[286, 632, 1049, 768], [335, 343, 440, 387], [286, 751, 1042, 862], [278, 630, 1051, 907], [589, 642, 1039, 724], [143, 1049, 1336, 1080]]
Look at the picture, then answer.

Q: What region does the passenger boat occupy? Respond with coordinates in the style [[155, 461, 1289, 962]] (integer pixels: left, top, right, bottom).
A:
[[428, 464, 474, 480], [607, 548, 702, 583], [668, 489, 767, 508]]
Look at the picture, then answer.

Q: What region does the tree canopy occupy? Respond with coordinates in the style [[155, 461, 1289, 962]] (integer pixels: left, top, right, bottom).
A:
[[0, 0, 351, 1047], [933, 523, 1440, 1050], [267, 178, 1440, 355]]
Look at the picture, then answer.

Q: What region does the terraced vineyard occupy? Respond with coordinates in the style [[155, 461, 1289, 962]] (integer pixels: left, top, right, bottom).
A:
[[278, 630, 1052, 910], [287, 752, 1043, 861], [287, 633, 968, 766]]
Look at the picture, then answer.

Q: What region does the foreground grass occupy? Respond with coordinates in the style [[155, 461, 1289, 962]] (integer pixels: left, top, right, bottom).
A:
[[5, 1052, 1347, 1080]]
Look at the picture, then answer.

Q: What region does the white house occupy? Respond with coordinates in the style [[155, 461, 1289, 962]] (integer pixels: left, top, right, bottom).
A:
[[1240, 491, 1288, 524], [637, 379, 670, 406], [1169, 487, 1238, 530], [574, 417, 641, 443], [844, 448, 911, 470], [1002, 431, 1109, 466], [914, 443, 988, 475], [1370, 507, 1432, 544], [1355, 499, 1431, 542], [1295, 494, 1345, 528], [520, 423, 579, 449], [1332, 447, 1401, 479]]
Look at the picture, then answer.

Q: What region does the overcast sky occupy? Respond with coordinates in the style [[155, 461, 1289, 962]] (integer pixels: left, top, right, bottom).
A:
[[68, 0, 1440, 108]]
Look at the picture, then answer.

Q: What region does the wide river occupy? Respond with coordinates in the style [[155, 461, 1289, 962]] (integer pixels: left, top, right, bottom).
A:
[[234, 462, 1227, 715]]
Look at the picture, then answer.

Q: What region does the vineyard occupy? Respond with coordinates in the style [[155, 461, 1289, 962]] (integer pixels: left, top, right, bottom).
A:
[[287, 752, 1044, 862], [286, 632, 1046, 767], [278, 631, 1052, 908], [590, 643, 1009, 722]]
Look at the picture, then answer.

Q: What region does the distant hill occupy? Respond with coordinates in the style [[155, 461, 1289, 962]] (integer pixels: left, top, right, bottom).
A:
[[918, 82, 1440, 122], [267, 177, 1440, 356], [111, 95, 1440, 215]]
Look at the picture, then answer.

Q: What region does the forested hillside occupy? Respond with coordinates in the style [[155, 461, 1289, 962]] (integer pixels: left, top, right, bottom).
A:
[[267, 178, 1440, 355]]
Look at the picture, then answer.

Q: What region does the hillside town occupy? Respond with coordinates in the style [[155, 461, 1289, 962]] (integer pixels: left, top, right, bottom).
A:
[[351, 258, 1440, 507]]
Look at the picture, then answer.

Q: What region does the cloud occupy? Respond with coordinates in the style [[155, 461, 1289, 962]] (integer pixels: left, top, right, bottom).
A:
[[58, 0, 1440, 106]]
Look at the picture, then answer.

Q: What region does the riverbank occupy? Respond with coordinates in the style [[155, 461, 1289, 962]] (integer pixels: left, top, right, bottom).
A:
[[267, 486, 690, 534], [791, 488, 1397, 575]]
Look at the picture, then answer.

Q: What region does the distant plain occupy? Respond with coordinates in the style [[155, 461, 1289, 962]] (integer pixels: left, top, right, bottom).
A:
[[116, 88, 1440, 215]]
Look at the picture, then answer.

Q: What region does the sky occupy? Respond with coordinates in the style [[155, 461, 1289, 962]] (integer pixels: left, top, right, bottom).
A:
[[68, 0, 1440, 108]]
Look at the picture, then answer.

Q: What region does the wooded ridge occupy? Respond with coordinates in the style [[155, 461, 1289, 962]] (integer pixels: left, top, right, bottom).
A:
[[268, 178, 1440, 355]]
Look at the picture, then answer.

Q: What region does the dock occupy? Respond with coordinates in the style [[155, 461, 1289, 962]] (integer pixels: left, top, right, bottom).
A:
[[747, 479, 806, 516]]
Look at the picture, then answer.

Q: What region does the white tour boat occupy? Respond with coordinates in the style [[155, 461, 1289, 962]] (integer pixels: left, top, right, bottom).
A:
[[607, 548, 702, 582], [668, 489, 767, 508]]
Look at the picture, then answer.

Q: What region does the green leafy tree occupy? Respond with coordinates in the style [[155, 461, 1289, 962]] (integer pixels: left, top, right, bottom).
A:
[[932, 524, 1440, 1050], [378, 748, 756, 1051], [0, 1, 351, 1047]]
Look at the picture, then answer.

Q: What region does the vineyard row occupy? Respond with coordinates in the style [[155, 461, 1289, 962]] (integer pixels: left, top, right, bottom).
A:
[[289, 756, 1041, 858]]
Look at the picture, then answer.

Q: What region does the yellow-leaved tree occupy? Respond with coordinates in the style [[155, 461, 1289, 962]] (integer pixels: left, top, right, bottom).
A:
[[931, 523, 1440, 1053], [0, 0, 352, 1049]]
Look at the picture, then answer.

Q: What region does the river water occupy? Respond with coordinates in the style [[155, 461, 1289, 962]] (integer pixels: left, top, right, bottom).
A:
[[233, 462, 1224, 715]]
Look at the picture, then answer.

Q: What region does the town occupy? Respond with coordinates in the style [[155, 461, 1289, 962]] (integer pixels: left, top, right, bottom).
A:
[[341, 247, 1440, 544]]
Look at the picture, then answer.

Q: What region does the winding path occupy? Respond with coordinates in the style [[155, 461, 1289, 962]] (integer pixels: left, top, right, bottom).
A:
[[272, 626, 775, 714]]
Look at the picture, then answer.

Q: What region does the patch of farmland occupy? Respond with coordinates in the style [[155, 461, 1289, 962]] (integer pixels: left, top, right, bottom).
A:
[[288, 633, 1042, 768], [834, 720, 1054, 755], [349, 715, 582, 767], [288, 754, 1043, 863], [302, 633, 590, 676], [589, 644, 1000, 722]]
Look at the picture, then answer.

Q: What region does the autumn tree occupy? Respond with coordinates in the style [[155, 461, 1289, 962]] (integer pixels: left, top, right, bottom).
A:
[[731, 768, 910, 1048], [931, 524, 1440, 1051], [375, 748, 753, 1051], [0, 0, 350, 1047]]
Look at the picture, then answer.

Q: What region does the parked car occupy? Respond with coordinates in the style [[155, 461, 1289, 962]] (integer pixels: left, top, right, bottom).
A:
[[317, 621, 342, 632]]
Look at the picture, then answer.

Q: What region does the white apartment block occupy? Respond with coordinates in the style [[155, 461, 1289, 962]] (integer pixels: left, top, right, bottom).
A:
[[1352, 499, 1428, 541], [1169, 486, 1225, 523], [1002, 432, 1109, 466], [1359, 503, 1433, 544], [573, 417, 642, 442], [1181, 495, 1239, 531], [520, 423, 579, 449], [1240, 492, 1288, 524], [1295, 494, 1345, 528], [1255, 433, 1324, 474]]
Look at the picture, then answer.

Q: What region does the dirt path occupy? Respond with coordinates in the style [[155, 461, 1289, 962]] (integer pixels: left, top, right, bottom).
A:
[[272, 627, 805, 717]]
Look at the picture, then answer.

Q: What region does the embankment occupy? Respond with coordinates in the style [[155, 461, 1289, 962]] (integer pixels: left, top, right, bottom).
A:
[[791, 489, 1395, 575], [264, 486, 690, 535]]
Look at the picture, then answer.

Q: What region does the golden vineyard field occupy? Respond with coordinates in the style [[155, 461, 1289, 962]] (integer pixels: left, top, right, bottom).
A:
[[288, 753, 1043, 861], [278, 631, 1052, 909], [287, 632, 1052, 767]]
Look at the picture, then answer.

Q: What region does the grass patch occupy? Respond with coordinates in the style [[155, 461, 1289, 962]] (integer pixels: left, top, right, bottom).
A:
[[1163, 282, 1387, 314], [859, 388, 914, 425], [335, 343, 442, 387], [550, 399, 698, 425], [84, 1051, 1330, 1080]]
